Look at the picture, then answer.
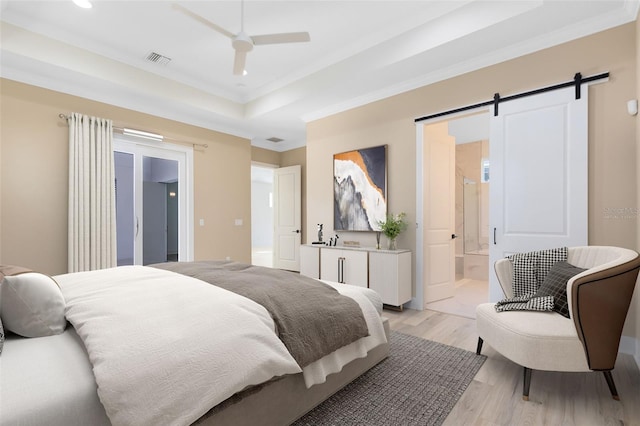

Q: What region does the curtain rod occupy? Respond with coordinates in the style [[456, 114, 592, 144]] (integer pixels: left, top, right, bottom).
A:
[[414, 71, 609, 123], [58, 113, 208, 148]]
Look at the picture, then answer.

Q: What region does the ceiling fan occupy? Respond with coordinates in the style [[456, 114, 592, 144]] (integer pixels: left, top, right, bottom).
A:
[[173, 2, 311, 75]]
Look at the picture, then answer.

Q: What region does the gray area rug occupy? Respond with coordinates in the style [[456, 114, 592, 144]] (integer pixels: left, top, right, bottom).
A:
[[293, 331, 486, 426]]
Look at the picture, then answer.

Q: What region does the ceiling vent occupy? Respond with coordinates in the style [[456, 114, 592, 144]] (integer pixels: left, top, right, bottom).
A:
[[267, 137, 284, 143], [145, 51, 171, 66]]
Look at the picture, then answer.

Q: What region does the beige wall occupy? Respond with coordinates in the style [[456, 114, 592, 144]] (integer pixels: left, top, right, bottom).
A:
[[307, 24, 638, 339], [0, 80, 309, 276], [251, 146, 280, 166], [1, 79, 253, 274]]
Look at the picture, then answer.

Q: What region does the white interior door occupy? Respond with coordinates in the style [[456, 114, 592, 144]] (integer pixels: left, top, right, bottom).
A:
[[273, 165, 301, 271], [422, 121, 456, 305], [489, 86, 588, 301]]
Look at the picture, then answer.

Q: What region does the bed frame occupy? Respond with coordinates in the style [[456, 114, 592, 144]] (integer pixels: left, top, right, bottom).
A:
[[196, 318, 391, 426]]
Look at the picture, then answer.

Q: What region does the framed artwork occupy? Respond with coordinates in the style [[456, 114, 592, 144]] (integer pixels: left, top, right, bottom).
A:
[[334, 145, 387, 231]]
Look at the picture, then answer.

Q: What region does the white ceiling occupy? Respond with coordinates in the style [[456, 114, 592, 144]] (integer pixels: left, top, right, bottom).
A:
[[1, 1, 637, 151]]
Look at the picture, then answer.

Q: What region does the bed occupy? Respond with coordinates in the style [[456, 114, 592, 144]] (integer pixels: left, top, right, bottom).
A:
[[0, 261, 390, 426]]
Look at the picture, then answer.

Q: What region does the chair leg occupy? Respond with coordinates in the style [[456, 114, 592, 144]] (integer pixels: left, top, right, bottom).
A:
[[602, 371, 620, 400], [476, 337, 484, 355], [522, 367, 532, 401]]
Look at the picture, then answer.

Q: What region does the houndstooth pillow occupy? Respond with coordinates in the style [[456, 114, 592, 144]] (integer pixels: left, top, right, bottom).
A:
[[535, 261, 586, 318], [507, 252, 539, 297], [507, 247, 568, 297]]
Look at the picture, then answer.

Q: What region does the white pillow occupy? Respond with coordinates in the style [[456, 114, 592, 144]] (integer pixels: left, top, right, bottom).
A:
[[1, 273, 67, 337]]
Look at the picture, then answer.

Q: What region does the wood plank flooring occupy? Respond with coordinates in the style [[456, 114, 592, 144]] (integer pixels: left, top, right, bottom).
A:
[[384, 308, 640, 426], [425, 278, 488, 319]]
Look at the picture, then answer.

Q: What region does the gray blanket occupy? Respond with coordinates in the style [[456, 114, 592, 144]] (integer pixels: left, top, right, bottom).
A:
[[151, 261, 369, 367]]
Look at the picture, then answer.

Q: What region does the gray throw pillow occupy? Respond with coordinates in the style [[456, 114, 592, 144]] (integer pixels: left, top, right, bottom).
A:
[[0, 265, 33, 281], [535, 261, 586, 318], [536, 247, 569, 286]]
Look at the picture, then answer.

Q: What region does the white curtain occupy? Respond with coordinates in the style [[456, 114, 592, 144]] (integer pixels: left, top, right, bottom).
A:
[[68, 113, 116, 272]]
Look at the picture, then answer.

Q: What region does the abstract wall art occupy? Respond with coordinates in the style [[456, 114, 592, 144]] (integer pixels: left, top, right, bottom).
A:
[[334, 145, 387, 231]]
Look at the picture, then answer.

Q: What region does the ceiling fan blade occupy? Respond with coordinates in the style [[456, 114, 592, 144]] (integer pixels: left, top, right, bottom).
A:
[[251, 32, 311, 45], [172, 3, 235, 39], [233, 50, 247, 75]]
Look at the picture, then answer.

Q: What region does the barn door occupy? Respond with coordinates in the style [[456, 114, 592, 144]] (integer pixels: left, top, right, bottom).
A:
[[489, 86, 588, 301]]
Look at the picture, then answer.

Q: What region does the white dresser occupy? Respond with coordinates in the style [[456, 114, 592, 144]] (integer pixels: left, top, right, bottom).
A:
[[300, 244, 412, 309]]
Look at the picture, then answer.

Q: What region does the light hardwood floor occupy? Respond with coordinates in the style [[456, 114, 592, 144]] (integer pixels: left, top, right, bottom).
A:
[[425, 278, 488, 319], [384, 308, 640, 426]]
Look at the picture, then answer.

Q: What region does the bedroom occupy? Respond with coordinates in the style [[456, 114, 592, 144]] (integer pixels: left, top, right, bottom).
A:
[[1, 1, 640, 425]]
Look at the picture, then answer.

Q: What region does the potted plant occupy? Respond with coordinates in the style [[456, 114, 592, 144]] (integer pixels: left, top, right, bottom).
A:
[[378, 212, 407, 250]]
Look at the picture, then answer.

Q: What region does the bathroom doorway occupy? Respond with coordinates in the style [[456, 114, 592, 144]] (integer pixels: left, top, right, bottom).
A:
[[425, 113, 489, 318], [251, 163, 276, 267]]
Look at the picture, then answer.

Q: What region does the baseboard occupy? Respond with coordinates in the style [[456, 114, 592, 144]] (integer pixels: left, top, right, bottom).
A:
[[619, 335, 640, 370]]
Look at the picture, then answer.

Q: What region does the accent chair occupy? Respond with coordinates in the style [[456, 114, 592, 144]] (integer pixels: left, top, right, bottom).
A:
[[476, 246, 640, 401]]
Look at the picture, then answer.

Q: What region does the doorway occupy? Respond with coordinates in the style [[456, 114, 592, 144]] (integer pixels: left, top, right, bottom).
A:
[[423, 113, 490, 318], [251, 164, 276, 267], [416, 84, 589, 314], [114, 137, 193, 266]]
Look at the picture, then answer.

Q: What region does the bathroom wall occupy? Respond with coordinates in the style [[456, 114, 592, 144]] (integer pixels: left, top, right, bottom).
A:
[[455, 140, 489, 255], [455, 140, 490, 281]]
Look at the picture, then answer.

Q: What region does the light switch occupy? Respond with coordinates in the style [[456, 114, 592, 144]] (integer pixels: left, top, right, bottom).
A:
[[234, 219, 243, 226], [199, 219, 205, 226]]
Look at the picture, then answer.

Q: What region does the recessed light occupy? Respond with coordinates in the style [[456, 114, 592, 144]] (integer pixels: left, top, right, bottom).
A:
[[242, 70, 248, 76], [72, 0, 93, 9]]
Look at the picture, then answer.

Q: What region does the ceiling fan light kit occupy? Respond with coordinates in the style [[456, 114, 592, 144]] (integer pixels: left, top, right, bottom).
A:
[[232, 32, 254, 52], [174, 1, 310, 75]]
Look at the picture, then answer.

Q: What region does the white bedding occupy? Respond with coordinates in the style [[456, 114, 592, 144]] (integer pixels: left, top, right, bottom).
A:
[[1, 267, 387, 426], [57, 266, 302, 426], [303, 281, 387, 385]]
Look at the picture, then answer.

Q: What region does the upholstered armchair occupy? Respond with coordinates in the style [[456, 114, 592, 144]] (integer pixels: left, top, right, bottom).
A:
[[476, 246, 640, 401]]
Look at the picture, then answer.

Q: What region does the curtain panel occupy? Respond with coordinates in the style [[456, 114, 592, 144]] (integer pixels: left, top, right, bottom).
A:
[[68, 113, 116, 272]]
